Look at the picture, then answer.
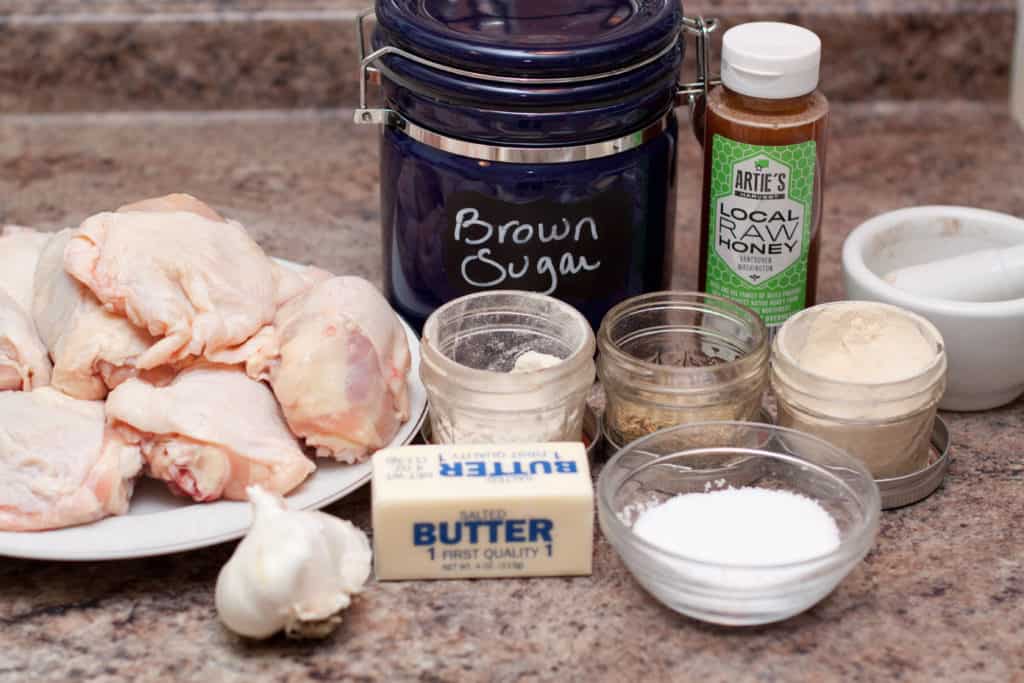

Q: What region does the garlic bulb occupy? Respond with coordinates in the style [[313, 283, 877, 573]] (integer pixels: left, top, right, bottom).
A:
[[215, 485, 372, 639]]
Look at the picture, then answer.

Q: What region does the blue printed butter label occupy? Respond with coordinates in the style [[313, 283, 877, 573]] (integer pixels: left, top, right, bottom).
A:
[[371, 443, 594, 580]]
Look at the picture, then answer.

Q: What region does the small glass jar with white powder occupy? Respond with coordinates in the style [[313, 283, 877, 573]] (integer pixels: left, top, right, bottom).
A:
[[420, 290, 596, 445], [772, 301, 947, 479]]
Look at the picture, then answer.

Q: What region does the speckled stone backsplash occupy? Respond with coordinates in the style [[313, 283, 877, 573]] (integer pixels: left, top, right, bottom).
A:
[[0, 0, 1015, 112]]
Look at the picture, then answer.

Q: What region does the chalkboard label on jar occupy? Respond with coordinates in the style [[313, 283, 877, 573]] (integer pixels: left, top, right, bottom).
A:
[[443, 188, 633, 301]]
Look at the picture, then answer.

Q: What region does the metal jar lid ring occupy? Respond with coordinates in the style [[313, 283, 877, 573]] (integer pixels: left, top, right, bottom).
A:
[[876, 415, 952, 509], [353, 9, 721, 162], [393, 111, 675, 164]]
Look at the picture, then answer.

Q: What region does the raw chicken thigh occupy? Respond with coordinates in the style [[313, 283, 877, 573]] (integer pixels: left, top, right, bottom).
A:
[[0, 190, 416, 534], [33, 229, 155, 400], [0, 225, 52, 391], [64, 201, 277, 370], [0, 290, 52, 391], [0, 225, 50, 312], [0, 388, 142, 531], [106, 364, 315, 502], [250, 277, 411, 463]]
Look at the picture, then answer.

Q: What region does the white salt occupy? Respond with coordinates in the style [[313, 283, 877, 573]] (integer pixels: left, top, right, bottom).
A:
[[633, 487, 840, 567]]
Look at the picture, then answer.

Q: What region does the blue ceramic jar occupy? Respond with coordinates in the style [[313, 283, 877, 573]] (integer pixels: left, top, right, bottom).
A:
[[356, 0, 712, 330]]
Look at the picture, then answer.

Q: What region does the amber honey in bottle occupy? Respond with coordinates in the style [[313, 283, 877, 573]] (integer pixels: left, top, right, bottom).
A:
[[698, 22, 829, 330]]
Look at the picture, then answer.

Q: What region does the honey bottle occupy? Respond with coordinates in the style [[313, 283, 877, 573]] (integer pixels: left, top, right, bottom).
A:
[[697, 22, 828, 330]]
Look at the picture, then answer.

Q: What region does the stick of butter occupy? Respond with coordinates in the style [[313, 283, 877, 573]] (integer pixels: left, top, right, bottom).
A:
[[371, 442, 593, 580]]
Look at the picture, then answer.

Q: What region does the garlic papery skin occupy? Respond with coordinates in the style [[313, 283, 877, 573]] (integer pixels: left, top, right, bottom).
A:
[[215, 485, 372, 639]]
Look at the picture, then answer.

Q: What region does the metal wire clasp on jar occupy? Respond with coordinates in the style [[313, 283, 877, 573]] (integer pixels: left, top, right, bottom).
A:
[[353, 1, 720, 331], [420, 290, 596, 445], [597, 292, 770, 449]]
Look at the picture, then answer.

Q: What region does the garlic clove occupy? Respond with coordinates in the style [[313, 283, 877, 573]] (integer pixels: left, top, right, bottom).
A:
[[215, 485, 372, 640]]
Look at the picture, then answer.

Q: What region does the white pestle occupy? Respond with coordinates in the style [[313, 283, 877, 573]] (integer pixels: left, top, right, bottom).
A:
[[883, 243, 1024, 302]]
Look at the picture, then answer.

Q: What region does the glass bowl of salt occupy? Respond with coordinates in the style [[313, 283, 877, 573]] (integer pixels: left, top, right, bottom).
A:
[[597, 421, 880, 626]]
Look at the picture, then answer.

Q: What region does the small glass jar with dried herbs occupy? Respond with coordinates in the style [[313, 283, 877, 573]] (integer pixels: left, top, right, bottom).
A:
[[597, 292, 770, 450]]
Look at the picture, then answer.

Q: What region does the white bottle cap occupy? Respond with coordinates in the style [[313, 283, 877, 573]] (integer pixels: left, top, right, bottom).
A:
[[721, 22, 821, 99]]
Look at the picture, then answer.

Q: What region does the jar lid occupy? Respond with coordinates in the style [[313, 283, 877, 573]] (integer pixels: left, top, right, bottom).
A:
[[875, 415, 951, 509], [721, 22, 821, 99], [375, 0, 682, 77]]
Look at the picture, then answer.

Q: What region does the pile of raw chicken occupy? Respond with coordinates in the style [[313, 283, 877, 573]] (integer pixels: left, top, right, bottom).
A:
[[0, 194, 411, 532]]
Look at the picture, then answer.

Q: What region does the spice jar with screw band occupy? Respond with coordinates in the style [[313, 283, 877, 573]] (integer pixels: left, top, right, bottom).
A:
[[597, 291, 770, 449], [771, 301, 947, 480]]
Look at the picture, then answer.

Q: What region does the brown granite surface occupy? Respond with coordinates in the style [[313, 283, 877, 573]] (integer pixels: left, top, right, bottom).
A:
[[0, 101, 1022, 681], [0, 0, 1015, 112]]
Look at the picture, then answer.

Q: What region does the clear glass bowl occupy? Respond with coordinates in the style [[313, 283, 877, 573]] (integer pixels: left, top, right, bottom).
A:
[[598, 421, 880, 626], [420, 290, 596, 444]]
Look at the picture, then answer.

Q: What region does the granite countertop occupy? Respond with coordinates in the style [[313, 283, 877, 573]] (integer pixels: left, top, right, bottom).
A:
[[1, 101, 1023, 681]]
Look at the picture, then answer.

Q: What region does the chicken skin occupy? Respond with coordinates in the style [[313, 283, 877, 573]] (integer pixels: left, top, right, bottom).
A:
[[0, 388, 142, 531], [106, 364, 315, 502], [32, 229, 155, 400], [249, 277, 411, 463], [0, 225, 50, 313], [203, 262, 330, 367], [270, 261, 332, 307], [0, 290, 52, 391], [64, 204, 277, 370], [117, 193, 225, 222], [0, 225, 52, 391]]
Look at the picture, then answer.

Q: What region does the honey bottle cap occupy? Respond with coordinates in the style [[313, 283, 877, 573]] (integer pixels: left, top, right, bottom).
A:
[[721, 22, 821, 99]]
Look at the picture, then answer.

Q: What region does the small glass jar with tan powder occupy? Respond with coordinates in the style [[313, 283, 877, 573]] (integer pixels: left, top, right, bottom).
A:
[[598, 292, 770, 449], [772, 301, 947, 479]]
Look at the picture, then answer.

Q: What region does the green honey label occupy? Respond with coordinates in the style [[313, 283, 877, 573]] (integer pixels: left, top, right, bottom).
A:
[[704, 135, 817, 327]]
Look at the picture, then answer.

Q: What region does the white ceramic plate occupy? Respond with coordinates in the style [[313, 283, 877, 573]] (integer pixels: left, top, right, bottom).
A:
[[0, 261, 426, 561]]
